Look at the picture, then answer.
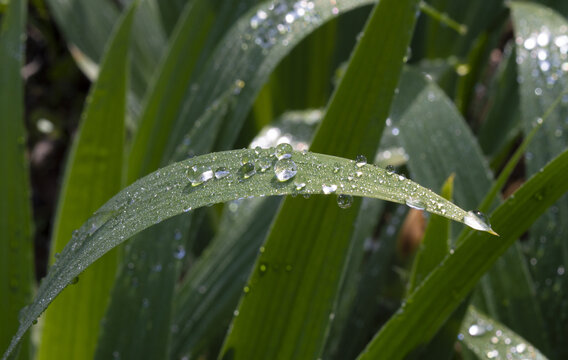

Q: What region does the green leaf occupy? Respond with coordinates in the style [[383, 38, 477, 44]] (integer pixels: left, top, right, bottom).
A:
[[35, 4, 136, 360], [2, 146, 488, 360], [0, 0, 34, 358], [357, 148, 568, 360], [161, 0, 376, 161], [220, 0, 422, 358], [170, 197, 282, 359], [512, 2, 568, 356], [460, 306, 548, 360]]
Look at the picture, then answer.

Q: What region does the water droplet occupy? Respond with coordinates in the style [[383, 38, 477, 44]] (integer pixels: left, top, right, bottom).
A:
[[173, 246, 186, 260], [337, 194, 353, 209], [215, 167, 230, 179], [32, 319, 38, 325], [294, 178, 306, 191], [243, 285, 250, 294], [515, 343, 527, 353], [274, 158, 297, 182], [238, 162, 256, 179], [463, 210, 497, 235], [257, 157, 272, 172], [233, 309, 239, 316], [70, 276, 79, 285], [355, 155, 367, 167], [285, 264, 292, 272], [322, 184, 337, 194], [259, 262, 268, 274], [486, 350, 498, 359], [468, 324, 486, 336], [405, 198, 425, 210], [275, 143, 293, 160], [386, 165, 396, 174], [186, 165, 214, 186], [233, 79, 245, 94]]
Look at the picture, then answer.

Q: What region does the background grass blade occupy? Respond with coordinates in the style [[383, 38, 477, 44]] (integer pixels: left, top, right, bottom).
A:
[[460, 307, 548, 360], [0, 0, 34, 358], [35, 5, 136, 360], [161, 0, 376, 161], [2, 145, 479, 360], [220, 0, 421, 358], [511, 3, 568, 357], [357, 148, 568, 360]]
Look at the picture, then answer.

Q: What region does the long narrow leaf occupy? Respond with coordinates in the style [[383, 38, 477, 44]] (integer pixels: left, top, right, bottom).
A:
[[36, 5, 136, 360], [0, 0, 34, 358], [220, 0, 422, 358]]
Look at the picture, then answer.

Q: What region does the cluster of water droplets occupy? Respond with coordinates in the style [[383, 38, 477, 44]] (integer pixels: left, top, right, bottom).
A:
[[246, 1, 322, 51], [460, 314, 541, 360], [517, 24, 568, 88]]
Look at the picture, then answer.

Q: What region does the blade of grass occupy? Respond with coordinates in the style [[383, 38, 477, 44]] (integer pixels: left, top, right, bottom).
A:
[[0, 0, 34, 358], [35, 4, 136, 360], [357, 148, 568, 360], [2, 146, 488, 360], [511, 3, 568, 357], [161, 0, 377, 162], [219, 0, 422, 358]]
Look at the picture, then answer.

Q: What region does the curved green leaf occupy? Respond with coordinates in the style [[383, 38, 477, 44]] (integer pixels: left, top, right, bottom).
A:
[[2, 147, 490, 360]]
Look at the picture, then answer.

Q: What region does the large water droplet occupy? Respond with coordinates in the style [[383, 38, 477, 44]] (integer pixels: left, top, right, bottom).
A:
[[186, 165, 214, 186], [405, 198, 426, 210], [337, 194, 353, 209], [322, 184, 337, 194], [239, 162, 256, 179], [275, 143, 293, 160], [274, 158, 297, 182], [463, 210, 498, 235], [355, 155, 367, 167]]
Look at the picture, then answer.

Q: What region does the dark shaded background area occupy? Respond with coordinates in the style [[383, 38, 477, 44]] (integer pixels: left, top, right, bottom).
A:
[[24, 2, 89, 280]]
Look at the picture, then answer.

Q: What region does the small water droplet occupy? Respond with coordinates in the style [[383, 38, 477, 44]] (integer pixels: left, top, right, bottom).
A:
[[463, 210, 497, 235], [337, 194, 353, 209], [405, 198, 425, 210], [233, 309, 239, 316], [257, 157, 272, 172], [515, 343, 527, 353], [243, 285, 250, 293], [239, 162, 256, 179], [173, 246, 186, 260], [355, 155, 367, 167], [274, 158, 297, 182], [215, 167, 230, 179], [486, 349, 499, 359], [32, 319, 38, 325], [322, 184, 337, 194], [275, 143, 293, 160], [468, 324, 486, 336], [186, 165, 214, 186], [70, 276, 79, 285], [386, 165, 396, 174], [294, 178, 306, 191], [259, 262, 268, 274]]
